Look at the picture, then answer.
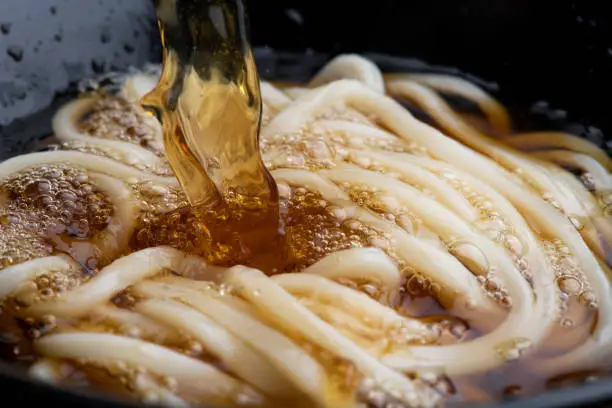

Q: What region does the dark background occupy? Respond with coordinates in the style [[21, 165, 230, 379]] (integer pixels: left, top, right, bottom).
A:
[[1, 0, 612, 154], [1, 0, 612, 407]]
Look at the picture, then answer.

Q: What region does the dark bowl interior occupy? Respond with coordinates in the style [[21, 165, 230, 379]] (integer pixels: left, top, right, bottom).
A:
[[1, 0, 611, 407]]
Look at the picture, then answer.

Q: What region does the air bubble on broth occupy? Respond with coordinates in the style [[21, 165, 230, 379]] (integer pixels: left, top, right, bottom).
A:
[[78, 96, 164, 156], [0, 164, 113, 270]]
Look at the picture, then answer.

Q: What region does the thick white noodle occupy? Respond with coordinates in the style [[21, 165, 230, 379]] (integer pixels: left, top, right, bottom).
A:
[[531, 150, 611, 191], [310, 55, 385, 93], [0, 150, 175, 184], [52, 97, 165, 167], [225, 266, 439, 407], [25, 247, 207, 317], [384, 73, 512, 135], [35, 332, 260, 404], [0, 256, 77, 301], [505, 132, 612, 172], [135, 299, 297, 398]]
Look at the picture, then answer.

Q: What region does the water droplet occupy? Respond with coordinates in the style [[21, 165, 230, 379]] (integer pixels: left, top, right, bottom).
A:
[[0, 23, 11, 35], [285, 8, 304, 25], [7, 46, 23, 62], [100, 29, 112, 44], [91, 58, 105, 73], [568, 215, 584, 231], [123, 43, 135, 54]]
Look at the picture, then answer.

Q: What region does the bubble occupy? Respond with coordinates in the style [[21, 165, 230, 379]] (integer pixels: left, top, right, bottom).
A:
[[277, 183, 291, 199], [485, 217, 506, 231], [568, 215, 585, 231], [405, 274, 431, 295], [393, 214, 416, 237], [494, 338, 531, 362], [503, 233, 524, 256], [41, 314, 57, 327], [579, 291, 598, 309], [187, 340, 203, 354], [123, 327, 141, 338], [360, 284, 378, 298], [141, 392, 160, 404], [377, 195, 401, 213], [433, 377, 455, 395], [369, 236, 389, 250], [557, 275, 582, 296], [324, 206, 344, 222], [143, 184, 169, 197], [79, 95, 161, 155], [162, 376, 178, 391], [350, 155, 372, 168], [515, 257, 529, 272], [448, 240, 490, 276], [429, 282, 442, 297], [599, 191, 612, 207], [28, 328, 41, 339], [485, 277, 501, 292], [449, 320, 468, 339], [417, 371, 438, 383]]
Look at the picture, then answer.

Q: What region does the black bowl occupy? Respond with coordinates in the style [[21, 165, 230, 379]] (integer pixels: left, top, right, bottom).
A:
[[0, 0, 611, 407]]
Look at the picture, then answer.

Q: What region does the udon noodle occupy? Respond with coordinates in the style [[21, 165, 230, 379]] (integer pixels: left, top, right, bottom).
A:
[[0, 54, 611, 407]]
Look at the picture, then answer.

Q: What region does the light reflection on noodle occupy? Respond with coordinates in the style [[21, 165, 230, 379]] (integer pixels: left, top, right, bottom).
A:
[[0, 54, 610, 407]]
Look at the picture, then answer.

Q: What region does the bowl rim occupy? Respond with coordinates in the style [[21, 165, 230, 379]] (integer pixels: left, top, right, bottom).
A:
[[2, 360, 611, 408]]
